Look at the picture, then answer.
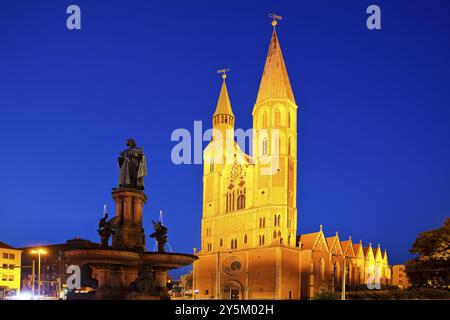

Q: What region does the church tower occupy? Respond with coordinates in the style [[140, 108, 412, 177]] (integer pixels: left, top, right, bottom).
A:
[[195, 17, 301, 300], [252, 18, 298, 247]]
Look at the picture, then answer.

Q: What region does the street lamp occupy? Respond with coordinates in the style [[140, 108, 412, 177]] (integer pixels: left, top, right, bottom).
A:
[[30, 249, 47, 299]]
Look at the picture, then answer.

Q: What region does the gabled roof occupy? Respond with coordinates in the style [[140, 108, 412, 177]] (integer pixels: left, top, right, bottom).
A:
[[364, 245, 375, 260], [374, 245, 383, 261], [326, 233, 343, 255], [213, 76, 234, 118], [298, 226, 329, 252], [297, 232, 321, 250], [341, 238, 356, 258], [353, 242, 364, 258], [255, 28, 296, 105], [0, 241, 15, 250]]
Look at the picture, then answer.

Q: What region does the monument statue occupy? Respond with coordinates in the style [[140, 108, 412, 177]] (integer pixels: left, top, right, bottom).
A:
[[97, 212, 117, 247], [150, 220, 168, 253], [118, 139, 147, 190]]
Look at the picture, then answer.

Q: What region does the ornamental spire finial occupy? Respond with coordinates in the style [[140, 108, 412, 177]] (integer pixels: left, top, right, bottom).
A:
[[217, 68, 230, 80], [269, 13, 282, 28]]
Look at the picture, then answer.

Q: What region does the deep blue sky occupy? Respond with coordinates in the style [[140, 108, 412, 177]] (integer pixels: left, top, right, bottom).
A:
[[1, 0, 449, 276]]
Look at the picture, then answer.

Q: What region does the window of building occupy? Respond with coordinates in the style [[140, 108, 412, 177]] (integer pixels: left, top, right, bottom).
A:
[[207, 243, 212, 252], [262, 111, 267, 128], [1, 275, 7, 281], [9, 264, 14, 270], [230, 239, 238, 250], [273, 230, 277, 239], [237, 194, 245, 210], [220, 239, 223, 247], [2, 264, 7, 269], [210, 157, 214, 173], [244, 234, 248, 244], [2, 253, 7, 259], [274, 108, 281, 126], [261, 138, 267, 156], [8, 275, 14, 281]]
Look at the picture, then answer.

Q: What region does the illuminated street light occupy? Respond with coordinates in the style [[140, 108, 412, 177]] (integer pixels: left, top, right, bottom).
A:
[[30, 249, 47, 299]]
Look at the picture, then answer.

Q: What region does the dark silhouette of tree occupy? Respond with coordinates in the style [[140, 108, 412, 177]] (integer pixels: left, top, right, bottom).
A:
[[405, 218, 449, 289]]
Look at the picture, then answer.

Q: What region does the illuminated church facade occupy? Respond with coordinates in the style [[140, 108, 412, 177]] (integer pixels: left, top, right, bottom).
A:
[[194, 20, 391, 300]]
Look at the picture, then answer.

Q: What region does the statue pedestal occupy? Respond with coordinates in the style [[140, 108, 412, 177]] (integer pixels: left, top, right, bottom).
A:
[[112, 188, 147, 251]]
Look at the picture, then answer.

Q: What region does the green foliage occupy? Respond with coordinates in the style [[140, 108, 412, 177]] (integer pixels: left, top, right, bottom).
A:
[[405, 218, 450, 289], [313, 292, 341, 300]]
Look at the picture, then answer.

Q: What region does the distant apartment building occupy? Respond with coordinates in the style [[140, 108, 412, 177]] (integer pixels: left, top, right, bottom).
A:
[[391, 264, 410, 289], [20, 237, 99, 297], [0, 242, 22, 298]]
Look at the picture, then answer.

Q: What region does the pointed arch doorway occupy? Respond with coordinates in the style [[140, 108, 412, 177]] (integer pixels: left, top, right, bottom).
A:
[[222, 279, 244, 300]]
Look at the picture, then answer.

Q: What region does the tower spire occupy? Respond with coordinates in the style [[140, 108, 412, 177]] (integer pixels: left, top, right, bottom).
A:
[[213, 69, 234, 118], [255, 15, 295, 105]]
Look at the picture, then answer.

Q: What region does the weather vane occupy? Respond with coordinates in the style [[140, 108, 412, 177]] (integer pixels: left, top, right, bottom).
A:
[[269, 13, 282, 27], [217, 68, 230, 79]]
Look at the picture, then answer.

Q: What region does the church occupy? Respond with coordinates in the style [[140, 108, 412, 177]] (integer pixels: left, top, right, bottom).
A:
[[194, 18, 391, 300]]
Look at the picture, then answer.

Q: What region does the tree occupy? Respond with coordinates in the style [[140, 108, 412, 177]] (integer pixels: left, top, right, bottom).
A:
[[405, 218, 450, 289]]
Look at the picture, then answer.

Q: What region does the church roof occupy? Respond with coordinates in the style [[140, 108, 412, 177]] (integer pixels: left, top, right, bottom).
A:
[[353, 243, 363, 256], [213, 76, 234, 118], [255, 28, 296, 104], [297, 232, 321, 250]]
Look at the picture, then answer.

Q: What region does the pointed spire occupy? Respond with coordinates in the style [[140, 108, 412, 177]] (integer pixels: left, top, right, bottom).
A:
[[213, 69, 234, 118], [319, 224, 323, 232], [103, 204, 108, 216], [255, 17, 295, 104]]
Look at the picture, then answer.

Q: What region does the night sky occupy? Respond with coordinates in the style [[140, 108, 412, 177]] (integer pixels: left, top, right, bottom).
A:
[[1, 0, 449, 277]]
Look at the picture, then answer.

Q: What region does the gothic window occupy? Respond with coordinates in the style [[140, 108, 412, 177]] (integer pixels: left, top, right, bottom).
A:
[[262, 111, 268, 128], [207, 243, 212, 252], [263, 217, 266, 228], [244, 234, 248, 244], [230, 239, 238, 250], [220, 238, 223, 247], [274, 107, 281, 126], [273, 230, 277, 239], [277, 215, 281, 227], [261, 137, 267, 156], [288, 234, 291, 245], [288, 111, 291, 128]]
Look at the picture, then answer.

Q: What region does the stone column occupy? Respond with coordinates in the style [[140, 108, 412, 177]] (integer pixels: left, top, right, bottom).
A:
[[112, 188, 147, 251]]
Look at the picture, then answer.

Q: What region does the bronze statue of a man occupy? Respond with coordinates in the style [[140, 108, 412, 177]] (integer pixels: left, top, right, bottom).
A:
[[118, 139, 147, 190], [150, 220, 168, 253]]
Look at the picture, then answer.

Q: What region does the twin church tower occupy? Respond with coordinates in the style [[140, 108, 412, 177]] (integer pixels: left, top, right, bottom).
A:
[[195, 18, 301, 299]]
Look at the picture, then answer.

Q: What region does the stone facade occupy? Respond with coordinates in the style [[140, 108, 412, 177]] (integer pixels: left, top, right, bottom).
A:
[[194, 22, 391, 300]]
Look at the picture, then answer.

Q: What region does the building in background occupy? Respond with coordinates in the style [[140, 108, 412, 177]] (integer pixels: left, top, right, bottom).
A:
[[391, 264, 410, 289], [20, 237, 99, 297], [195, 19, 391, 300], [0, 242, 22, 298]]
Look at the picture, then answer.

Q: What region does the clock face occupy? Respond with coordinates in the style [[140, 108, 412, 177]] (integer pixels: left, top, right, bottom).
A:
[[223, 256, 242, 275]]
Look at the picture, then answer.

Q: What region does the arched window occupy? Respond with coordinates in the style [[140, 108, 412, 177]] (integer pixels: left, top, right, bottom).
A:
[[261, 137, 267, 156], [244, 234, 248, 244], [288, 111, 291, 128], [278, 230, 282, 238], [220, 238, 223, 247], [288, 234, 291, 245], [273, 230, 277, 239], [262, 235, 265, 245], [262, 111, 268, 128], [237, 190, 245, 210], [277, 215, 281, 227], [274, 108, 281, 126]]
